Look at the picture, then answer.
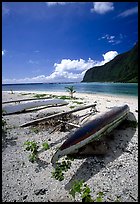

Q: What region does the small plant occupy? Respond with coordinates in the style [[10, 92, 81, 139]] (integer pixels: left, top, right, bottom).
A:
[[20, 93, 31, 95], [69, 180, 84, 199], [51, 160, 72, 181], [81, 184, 94, 202], [24, 140, 39, 162], [31, 127, 39, 134], [69, 180, 94, 202], [42, 141, 50, 150], [65, 86, 76, 99], [69, 180, 104, 202], [28, 152, 38, 163], [70, 106, 76, 109], [95, 191, 104, 202], [10, 89, 14, 94], [33, 94, 48, 98], [58, 95, 72, 100], [52, 165, 64, 181], [24, 140, 50, 162], [72, 101, 83, 105], [51, 94, 59, 98]]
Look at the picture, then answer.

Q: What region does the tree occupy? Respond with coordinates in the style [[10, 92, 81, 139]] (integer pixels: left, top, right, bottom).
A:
[[65, 86, 76, 98]]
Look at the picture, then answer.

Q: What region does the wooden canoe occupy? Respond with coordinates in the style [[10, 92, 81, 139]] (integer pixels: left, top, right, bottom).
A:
[[2, 99, 68, 115], [51, 104, 130, 163]]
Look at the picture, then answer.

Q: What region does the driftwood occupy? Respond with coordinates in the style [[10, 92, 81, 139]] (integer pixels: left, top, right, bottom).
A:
[[20, 104, 96, 128], [58, 120, 80, 128], [2, 97, 51, 104]]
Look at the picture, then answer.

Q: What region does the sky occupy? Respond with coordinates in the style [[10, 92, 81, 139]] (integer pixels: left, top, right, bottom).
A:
[[2, 2, 138, 84]]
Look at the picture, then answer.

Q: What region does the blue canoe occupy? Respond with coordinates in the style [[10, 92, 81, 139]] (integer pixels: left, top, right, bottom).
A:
[[51, 104, 130, 163]]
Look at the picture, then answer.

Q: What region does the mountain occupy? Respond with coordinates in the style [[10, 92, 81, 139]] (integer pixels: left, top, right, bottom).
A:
[[82, 42, 138, 83]]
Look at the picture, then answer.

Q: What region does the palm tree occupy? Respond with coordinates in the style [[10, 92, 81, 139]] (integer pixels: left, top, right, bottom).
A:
[[65, 86, 76, 98]]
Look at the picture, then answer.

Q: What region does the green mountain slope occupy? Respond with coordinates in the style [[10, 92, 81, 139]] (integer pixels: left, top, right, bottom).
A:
[[82, 42, 138, 83]]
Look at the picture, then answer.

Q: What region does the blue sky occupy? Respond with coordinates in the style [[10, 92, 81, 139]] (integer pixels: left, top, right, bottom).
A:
[[2, 2, 138, 84]]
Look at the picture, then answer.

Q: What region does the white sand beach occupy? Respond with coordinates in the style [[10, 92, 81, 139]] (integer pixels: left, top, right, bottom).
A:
[[2, 90, 138, 202]]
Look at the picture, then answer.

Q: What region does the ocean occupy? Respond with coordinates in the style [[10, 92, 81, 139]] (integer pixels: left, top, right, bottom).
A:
[[2, 82, 138, 97]]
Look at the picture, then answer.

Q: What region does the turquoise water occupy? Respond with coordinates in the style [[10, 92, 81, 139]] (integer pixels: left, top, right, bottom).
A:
[[2, 82, 138, 97]]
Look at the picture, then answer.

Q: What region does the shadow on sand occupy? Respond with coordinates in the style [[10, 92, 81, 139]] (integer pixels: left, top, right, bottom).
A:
[[64, 112, 137, 191], [34, 158, 49, 173], [2, 130, 17, 151]]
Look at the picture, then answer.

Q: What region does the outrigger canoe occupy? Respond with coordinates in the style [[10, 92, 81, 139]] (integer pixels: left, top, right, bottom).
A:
[[51, 104, 130, 163], [2, 99, 68, 115]]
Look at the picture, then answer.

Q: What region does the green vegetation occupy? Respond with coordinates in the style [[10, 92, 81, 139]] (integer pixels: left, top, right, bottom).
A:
[[33, 93, 48, 98], [50, 94, 78, 100], [69, 180, 121, 202], [24, 140, 39, 162], [65, 86, 76, 98], [82, 42, 138, 83], [10, 89, 14, 94], [95, 191, 104, 202], [51, 160, 71, 181], [51, 95, 72, 100], [24, 140, 50, 162], [69, 180, 106, 202], [42, 141, 50, 150], [70, 106, 76, 109], [30, 126, 40, 134], [72, 101, 84, 105], [20, 93, 31, 95], [52, 165, 64, 181], [70, 180, 84, 199], [58, 95, 72, 100]]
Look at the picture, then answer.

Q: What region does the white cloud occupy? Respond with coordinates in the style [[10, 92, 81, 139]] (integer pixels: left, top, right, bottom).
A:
[[117, 6, 138, 18], [2, 50, 6, 56], [101, 51, 118, 64], [2, 51, 118, 84], [99, 34, 115, 43], [91, 2, 114, 14], [99, 34, 123, 45], [46, 2, 68, 6], [54, 58, 98, 73], [28, 59, 39, 64]]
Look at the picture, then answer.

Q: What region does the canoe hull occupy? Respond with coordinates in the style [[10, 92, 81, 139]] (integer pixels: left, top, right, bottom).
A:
[[2, 99, 68, 115], [51, 104, 130, 163]]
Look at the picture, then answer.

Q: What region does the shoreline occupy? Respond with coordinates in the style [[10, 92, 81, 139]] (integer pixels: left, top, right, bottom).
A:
[[2, 90, 138, 99], [2, 91, 138, 202]]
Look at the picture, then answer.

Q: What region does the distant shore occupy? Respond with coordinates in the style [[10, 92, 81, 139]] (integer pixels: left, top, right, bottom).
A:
[[2, 90, 138, 202]]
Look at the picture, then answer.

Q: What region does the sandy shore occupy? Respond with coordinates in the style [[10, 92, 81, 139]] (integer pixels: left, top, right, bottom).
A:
[[2, 91, 138, 202]]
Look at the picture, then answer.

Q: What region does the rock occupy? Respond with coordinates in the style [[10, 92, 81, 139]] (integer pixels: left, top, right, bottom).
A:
[[34, 188, 47, 195]]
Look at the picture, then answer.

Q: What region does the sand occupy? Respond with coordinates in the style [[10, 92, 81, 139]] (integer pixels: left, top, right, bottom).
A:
[[2, 91, 138, 202]]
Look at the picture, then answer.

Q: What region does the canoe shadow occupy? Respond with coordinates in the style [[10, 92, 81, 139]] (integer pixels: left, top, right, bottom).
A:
[[65, 112, 137, 191]]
